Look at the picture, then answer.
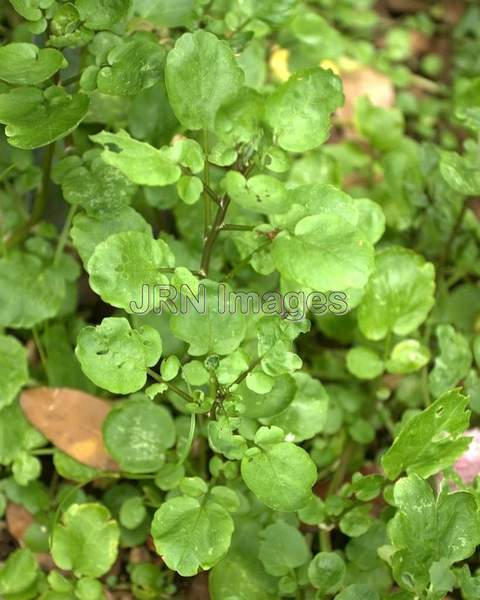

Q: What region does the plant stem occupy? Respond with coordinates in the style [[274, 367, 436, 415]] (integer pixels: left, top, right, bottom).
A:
[[436, 201, 467, 284], [32, 326, 47, 371], [230, 355, 263, 388], [5, 142, 55, 249], [147, 368, 194, 403], [203, 130, 211, 237], [53, 204, 77, 267], [177, 413, 196, 466], [199, 195, 231, 277], [221, 241, 270, 282], [319, 440, 356, 551], [221, 223, 255, 231], [203, 181, 221, 207]]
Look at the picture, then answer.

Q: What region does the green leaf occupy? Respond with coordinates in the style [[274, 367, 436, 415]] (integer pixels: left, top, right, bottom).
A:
[[238, 374, 295, 419], [440, 151, 480, 195], [151, 495, 234, 576], [358, 247, 435, 341], [0, 252, 65, 328], [223, 171, 288, 214], [76, 0, 131, 30], [119, 496, 147, 529], [0, 548, 39, 596], [0, 335, 28, 409], [170, 280, 247, 356], [389, 474, 480, 572], [75, 317, 162, 394], [266, 67, 344, 152], [382, 389, 471, 479], [334, 584, 379, 600], [272, 212, 374, 292], [208, 417, 247, 460], [97, 39, 165, 96], [51, 503, 119, 578], [0, 400, 45, 466], [259, 521, 310, 576], [262, 372, 329, 442], [241, 429, 317, 511], [0, 86, 89, 149], [165, 30, 244, 130], [56, 155, 136, 217], [386, 339, 430, 374], [355, 96, 404, 151], [103, 398, 175, 472], [0, 43, 66, 85], [12, 451, 41, 486], [70, 207, 151, 265], [429, 325, 472, 397], [346, 347, 384, 380], [87, 231, 174, 312], [91, 129, 181, 186], [308, 552, 346, 593]]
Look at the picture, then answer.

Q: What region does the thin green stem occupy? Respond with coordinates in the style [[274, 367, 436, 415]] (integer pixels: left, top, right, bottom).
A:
[[53, 204, 77, 267], [222, 240, 271, 282], [177, 413, 196, 466], [199, 195, 231, 277], [203, 180, 221, 207], [32, 326, 47, 371], [203, 130, 211, 238], [147, 368, 194, 403], [229, 355, 263, 388], [0, 164, 15, 182], [221, 223, 256, 231], [5, 142, 55, 249]]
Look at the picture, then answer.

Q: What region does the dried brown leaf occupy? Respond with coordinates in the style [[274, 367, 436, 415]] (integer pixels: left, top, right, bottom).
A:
[[20, 387, 119, 471]]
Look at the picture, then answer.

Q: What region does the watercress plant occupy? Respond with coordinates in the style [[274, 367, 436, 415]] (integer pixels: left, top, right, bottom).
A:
[[1, 1, 480, 599]]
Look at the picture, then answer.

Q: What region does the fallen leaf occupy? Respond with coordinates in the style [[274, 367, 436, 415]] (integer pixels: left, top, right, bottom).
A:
[[337, 67, 395, 123], [20, 387, 119, 471]]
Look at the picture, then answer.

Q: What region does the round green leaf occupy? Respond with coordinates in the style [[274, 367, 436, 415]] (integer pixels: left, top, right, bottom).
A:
[[103, 399, 175, 472], [358, 247, 435, 341], [151, 496, 234, 576], [0, 548, 39, 596], [241, 440, 317, 511], [346, 347, 384, 380], [51, 503, 119, 578], [87, 231, 174, 312], [262, 372, 329, 442], [0, 43, 66, 85], [165, 30, 244, 130], [170, 280, 247, 356], [386, 339, 430, 374], [0, 252, 65, 329], [266, 67, 344, 152], [259, 521, 310, 576], [308, 552, 346, 593], [75, 317, 162, 394], [272, 212, 374, 292]]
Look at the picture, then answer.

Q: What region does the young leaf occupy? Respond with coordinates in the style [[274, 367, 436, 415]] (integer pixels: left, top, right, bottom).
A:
[[259, 521, 310, 576]]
